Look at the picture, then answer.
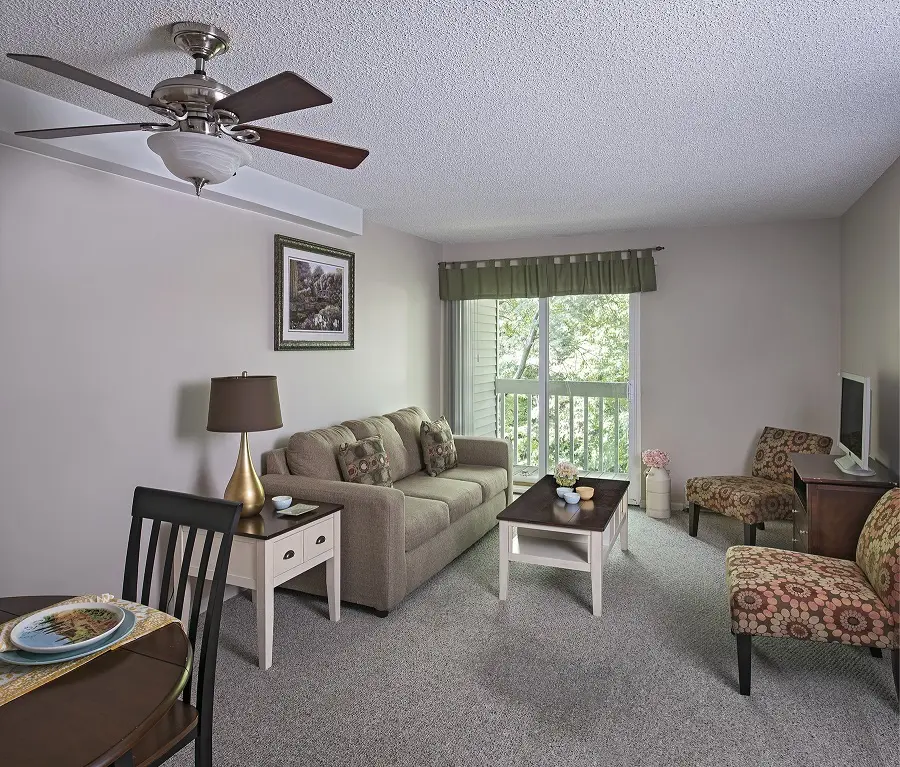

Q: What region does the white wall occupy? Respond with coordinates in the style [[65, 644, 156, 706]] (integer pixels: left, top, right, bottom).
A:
[[840, 155, 900, 473], [0, 145, 442, 596], [443, 219, 842, 502]]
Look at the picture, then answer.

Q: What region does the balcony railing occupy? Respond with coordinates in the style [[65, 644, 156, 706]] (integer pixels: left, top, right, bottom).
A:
[[496, 379, 629, 477]]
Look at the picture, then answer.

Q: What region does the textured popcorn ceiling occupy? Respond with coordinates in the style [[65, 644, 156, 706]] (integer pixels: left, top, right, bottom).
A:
[[2, 1, 899, 243]]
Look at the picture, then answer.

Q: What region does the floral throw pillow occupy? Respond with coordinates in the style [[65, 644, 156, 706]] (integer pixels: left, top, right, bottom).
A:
[[337, 437, 393, 487], [420, 416, 458, 477]]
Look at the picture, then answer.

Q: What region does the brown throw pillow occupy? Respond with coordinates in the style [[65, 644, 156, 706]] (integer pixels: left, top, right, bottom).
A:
[[337, 437, 393, 487], [420, 416, 458, 477]]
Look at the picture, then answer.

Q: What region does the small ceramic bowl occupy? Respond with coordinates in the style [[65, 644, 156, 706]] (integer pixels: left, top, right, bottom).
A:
[[563, 491, 580, 504], [575, 486, 594, 500], [556, 487, 570, 498], [272, 495, 293, 511]]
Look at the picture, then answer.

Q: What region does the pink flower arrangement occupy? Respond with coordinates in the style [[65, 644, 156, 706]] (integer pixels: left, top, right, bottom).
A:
[[554, 461, 579, 487], [642, 449, 669, 470]]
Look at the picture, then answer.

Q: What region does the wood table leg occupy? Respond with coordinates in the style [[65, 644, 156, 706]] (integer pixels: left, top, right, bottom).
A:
[[619, 497, 629, 551], [255, 539, 274, 670], [590, 531, 603, 617], [326, 510, 341, 622], [499, 521, 510, 601]]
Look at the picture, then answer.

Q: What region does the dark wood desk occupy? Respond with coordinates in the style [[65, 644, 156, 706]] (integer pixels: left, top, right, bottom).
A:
[[0, 595, 190, 767], [791, 453, 898, 560]]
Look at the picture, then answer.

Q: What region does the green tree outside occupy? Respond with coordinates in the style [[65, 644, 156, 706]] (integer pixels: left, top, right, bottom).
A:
[[497, 295, 630, 474]]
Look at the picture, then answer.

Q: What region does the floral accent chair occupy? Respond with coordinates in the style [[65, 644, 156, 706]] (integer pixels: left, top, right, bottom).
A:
[[725, 488, 899, 696], [685, 427, 832, 545]]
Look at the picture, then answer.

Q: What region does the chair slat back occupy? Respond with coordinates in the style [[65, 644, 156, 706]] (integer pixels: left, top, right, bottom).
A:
[[121, 486, 241, 743]]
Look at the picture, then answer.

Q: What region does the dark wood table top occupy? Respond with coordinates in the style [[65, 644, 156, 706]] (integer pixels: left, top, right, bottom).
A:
[[791, 453, 898, 488], [0, 595, 191, 767], [234, 497, 343, 540], [497, 475, 630, 532]]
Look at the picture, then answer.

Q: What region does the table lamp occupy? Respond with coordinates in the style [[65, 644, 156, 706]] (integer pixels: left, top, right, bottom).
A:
[[207, 372, 282, 517]]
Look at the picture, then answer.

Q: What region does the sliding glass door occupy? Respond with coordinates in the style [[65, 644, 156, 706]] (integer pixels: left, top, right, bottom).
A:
[[492, 294, 639, 501]]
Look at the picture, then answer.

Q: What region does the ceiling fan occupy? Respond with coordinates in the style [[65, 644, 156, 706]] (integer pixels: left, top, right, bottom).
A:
[[7, 22, 369, 195]]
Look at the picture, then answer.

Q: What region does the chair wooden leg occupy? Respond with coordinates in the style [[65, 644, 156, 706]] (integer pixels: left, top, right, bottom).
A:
[[743, 523, 757, 546], [892, 649, 899, 697], [688, 502, 699, 537], [870, 647, 882, 658], [737, 634, 751, 695]]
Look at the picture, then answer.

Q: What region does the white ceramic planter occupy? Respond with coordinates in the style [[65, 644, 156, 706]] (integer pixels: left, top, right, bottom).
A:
[[645, 467, 671, 519]]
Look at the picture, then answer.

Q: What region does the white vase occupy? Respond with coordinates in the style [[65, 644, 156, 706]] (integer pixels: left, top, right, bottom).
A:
[[645, 467, 671, 519]]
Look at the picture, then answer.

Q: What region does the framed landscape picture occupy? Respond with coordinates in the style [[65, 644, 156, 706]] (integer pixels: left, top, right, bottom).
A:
[[274, 235, 355, 350]]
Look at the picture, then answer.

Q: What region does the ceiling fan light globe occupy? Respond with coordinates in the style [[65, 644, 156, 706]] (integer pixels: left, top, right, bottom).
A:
[[147, 131, 251, 187]]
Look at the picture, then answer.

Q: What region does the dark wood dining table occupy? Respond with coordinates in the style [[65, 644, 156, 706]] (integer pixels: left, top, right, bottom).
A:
[[0, 595, 191, 767]]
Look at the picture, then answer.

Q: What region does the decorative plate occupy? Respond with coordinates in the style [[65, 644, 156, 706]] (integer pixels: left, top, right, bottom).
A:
[[10, 602, 126, 654], [0, 609, 136, 666]]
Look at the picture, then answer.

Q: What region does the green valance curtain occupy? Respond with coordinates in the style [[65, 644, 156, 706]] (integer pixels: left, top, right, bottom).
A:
[[438, 249, 658, 301]]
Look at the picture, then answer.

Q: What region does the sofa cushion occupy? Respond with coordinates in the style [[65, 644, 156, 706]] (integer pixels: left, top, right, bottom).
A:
[[342, 416, 406, 476], [393, 473, 482, 523], [286, 425, 356, 481], [726, 545, 896, 648], [385, 406, 430, 479], [336, 437, 393, 487], [421, 416, 458, 476], [439, 465, 507, 503], [404, 496, 450, 552]]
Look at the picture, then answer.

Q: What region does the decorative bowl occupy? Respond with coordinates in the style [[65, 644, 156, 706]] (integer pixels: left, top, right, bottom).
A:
[[272, 495, 293, 510], [563, 491, 580, 504], [575, 486, 594, 500], [555, 487, 569, 498]]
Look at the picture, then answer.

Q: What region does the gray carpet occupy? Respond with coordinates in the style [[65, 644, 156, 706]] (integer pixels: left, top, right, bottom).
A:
[[171, 509, 898, 767]]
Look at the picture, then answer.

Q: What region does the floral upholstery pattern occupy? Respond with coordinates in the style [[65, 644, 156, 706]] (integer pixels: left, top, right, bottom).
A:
[[726, 545, 897, 649], [855, 489, 900, 617], [685, 426, 832, 526], [685, 476, 794, 524], [750, 426, 833, 485]]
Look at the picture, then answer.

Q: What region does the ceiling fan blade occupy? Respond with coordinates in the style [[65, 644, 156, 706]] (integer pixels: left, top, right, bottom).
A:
[[7, 54, 158, 110], [242, 125, 369, 169], [217, 72, 332, 122], [16, 123, 170, 139]]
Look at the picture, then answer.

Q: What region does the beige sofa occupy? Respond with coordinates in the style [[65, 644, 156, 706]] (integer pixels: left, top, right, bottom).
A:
[[261, 406, 512, 614]]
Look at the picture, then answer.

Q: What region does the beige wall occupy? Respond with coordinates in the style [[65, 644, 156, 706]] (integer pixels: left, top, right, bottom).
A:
[[0, 145, 442, 595], [840, 156, 900, 473], [444, 219, 842, 503]]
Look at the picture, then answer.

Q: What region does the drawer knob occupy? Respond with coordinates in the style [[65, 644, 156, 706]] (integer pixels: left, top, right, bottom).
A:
[[316, 535, 326, 545], [283, 550, 295, 560]]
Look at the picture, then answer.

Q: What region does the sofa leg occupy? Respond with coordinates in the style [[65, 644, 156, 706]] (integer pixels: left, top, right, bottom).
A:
[[743, 523, 757, 546], [374, 609, 389, 618], [892, 649, 899, 697], [688, 502, 699, 537], [870, 647, 883, 658], [737, 634, 751, 695]]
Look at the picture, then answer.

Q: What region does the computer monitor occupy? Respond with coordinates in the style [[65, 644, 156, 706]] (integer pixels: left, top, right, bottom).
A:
[[835, 372, 875, 476]]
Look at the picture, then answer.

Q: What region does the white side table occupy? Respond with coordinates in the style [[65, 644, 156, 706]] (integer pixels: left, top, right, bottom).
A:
[[177, 500, 342, 670]]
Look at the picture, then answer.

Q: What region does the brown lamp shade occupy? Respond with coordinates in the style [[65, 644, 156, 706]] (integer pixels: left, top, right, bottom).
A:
[[207, 373, 283, 433]]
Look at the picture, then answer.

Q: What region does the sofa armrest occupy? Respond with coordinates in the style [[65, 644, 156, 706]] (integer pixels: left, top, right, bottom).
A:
[[455, 435, 513, 503], [259, 474, 407, 611], [262, 448, 289, 475]]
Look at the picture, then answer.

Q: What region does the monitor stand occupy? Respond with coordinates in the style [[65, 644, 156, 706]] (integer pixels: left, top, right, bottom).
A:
[[834, 453, 876, 477]]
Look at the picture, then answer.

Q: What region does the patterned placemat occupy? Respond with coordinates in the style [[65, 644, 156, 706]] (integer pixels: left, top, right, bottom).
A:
[[0, 594, 183, 707]]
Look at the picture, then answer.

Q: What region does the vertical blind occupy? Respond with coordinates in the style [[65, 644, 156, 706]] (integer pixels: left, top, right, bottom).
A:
[[438, 248, 659, 300]]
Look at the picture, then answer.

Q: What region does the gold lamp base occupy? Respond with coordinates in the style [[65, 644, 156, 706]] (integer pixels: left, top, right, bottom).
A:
[[224, 432, 265, 517]]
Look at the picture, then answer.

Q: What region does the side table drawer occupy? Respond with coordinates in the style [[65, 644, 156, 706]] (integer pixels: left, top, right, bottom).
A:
[[273, 531, 305, 577], [304, 517, 334, 562]]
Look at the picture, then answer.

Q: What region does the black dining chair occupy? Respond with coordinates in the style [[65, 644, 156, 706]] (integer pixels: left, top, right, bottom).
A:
[[119, 486, 241, 767]]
